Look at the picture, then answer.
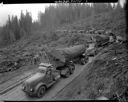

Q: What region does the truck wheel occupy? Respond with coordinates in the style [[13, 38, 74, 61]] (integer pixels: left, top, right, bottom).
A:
[[95, 50, 97, 55], [81, 58, 86, 65], [86, 57, 89, 62], [37, 85, 46, 98], [64, 69, 70, 78], [70, 65, 75, 74]]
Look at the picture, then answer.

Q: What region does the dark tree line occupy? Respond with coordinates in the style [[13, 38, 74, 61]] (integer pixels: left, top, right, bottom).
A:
[[38, 3, 123, 41], [0, 3, 123, 47], [0, 11, 32, 46], [38, 3, 118, 30]]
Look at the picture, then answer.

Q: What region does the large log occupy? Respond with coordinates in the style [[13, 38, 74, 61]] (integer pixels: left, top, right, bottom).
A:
[[57, 44, 86, 60], [47, 44, 86, 67], [95, 35, 109, 46]]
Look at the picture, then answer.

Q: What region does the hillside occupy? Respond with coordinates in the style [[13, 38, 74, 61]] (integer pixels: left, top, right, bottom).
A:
[[48, 9, 126, 47], [0, 7, 126, 73], [56, 8, 126, 36], [0, 6, 127, 101], [0, 7, 126, 50], [54, 42, 128, 101]]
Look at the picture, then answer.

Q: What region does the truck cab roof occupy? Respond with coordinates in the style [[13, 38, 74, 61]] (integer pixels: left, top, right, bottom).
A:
[[39, 63, 52, 67], [38, 63, 53, 73]]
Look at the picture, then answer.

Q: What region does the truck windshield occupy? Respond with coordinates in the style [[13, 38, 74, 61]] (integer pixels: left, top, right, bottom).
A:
[[38, 66, 47, 73]]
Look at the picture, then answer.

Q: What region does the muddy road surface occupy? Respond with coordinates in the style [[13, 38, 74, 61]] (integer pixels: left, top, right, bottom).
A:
[[0, 57, 94, 101], [0, 44, 94, 101]]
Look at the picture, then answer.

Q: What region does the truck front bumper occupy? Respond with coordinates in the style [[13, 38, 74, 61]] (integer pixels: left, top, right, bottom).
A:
[[22, 87, 36, 96]]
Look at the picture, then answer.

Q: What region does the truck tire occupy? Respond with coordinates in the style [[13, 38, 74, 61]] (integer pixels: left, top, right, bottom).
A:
[[37, 85, 46, 98], [70, 64, 75, 74], [94, 51, 97, 56], [80, 58, 86, 65], [64, 68, 70, 78]]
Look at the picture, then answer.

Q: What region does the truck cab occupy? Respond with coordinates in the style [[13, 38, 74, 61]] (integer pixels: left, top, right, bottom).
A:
[[86, 43, 97, 56], [22, 63, 60, 97]]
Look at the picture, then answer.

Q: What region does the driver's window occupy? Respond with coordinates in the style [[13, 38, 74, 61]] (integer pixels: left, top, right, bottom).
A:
[[56, 59, 59, 61], [46, 70, 51, 75]]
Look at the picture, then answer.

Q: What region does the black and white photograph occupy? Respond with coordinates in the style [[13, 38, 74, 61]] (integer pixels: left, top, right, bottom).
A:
[[0, 0, 127, 101]]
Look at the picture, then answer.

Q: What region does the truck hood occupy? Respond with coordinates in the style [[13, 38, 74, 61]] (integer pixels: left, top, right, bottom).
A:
[[24, 72, 45, 87]]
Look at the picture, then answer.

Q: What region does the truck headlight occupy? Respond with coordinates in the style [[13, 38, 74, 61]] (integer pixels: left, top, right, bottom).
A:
[[82, 53, 85, 56], [22, 86, 25, 90], [69, 61, 73, 63], [30, 88, 34, 92]]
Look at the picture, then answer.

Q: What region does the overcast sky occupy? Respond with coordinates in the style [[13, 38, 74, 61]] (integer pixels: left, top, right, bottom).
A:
[[0, 0, 126, 26], [0, 3, 50, 26]]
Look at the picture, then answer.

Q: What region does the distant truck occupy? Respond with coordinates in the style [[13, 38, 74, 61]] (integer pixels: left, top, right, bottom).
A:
[[116, 36, 126, 43], [94, 35, 110, 47], [86, 32, 116, 56], [86, 29, 95, 34], [95, 30, 105, 35], [86, 43, 97, 56], [86, 48, 97, 57]]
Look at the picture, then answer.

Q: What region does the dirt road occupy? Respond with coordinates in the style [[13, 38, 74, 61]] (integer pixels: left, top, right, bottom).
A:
[[0, 58, 92, 101], [0, 44, 94, 101]]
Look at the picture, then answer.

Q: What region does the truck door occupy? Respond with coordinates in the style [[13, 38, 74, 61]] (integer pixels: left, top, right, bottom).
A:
[[45, 70, 53, 85]]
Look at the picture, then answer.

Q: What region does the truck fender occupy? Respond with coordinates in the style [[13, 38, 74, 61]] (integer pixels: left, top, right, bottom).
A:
[[35, 82, 47, 92]]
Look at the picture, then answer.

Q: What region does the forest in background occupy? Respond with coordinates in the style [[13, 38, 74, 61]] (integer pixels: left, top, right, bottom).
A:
[[0, 3, 126, 47]]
